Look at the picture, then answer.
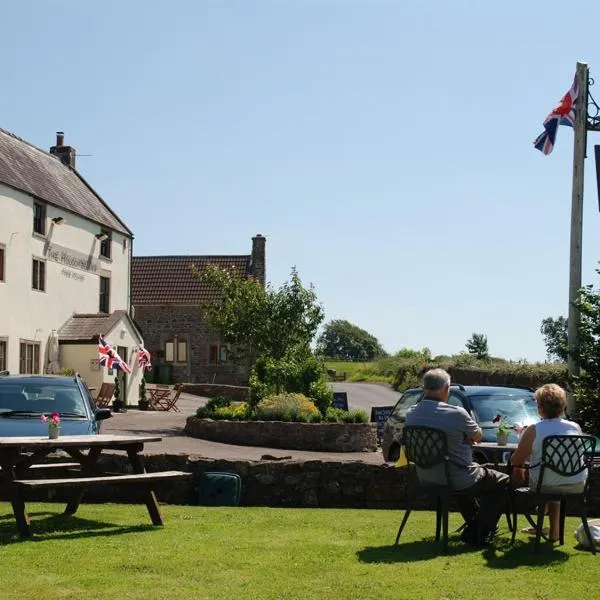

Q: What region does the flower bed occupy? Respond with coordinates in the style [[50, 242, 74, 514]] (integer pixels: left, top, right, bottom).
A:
[[184, 417, 378, 452]]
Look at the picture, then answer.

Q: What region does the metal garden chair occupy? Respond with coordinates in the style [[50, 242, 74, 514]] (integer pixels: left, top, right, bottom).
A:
[[395, 425, 511, 553], [511, 434, 596, 554]]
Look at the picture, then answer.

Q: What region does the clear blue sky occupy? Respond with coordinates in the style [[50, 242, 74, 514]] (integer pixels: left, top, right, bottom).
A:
[[3, 1, 600, 361]]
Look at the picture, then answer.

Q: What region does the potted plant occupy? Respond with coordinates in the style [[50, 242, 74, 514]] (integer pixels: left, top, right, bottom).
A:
[[112, 376, 123, 413], [493, 414, 511, 445], [138, 378, 149, 411], [41, 412, 61, 439]]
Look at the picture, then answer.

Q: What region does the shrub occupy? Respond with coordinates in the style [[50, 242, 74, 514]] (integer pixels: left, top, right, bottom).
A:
[[196, 395, 233, 418], [323, 407, 369, 423], [256, 393, 319, 422], [249, 354, 332, 414], [59, 368, 76, 376], [213, 402, 250, 421]]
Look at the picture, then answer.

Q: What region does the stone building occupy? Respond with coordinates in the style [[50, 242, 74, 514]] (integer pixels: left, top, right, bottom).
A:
[[131, 234, 266, 385]]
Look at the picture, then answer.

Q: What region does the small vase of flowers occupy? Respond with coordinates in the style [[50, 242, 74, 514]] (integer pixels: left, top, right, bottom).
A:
[[41, 412, 61, 439], [493, 414, 510, 445]]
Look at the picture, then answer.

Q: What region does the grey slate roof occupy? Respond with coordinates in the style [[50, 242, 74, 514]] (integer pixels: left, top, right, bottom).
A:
[[131, 255, 252, 305], [58, 311, 129, 342], [0, 128, 131, 236]]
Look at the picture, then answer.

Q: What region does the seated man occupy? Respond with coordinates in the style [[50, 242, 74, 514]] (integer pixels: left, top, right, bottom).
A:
[[405, 368, 510, 545]]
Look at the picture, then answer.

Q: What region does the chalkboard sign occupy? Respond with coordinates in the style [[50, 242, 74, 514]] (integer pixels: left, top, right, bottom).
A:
[[332, 392, 349, 411], [370, 405, 394, 440]]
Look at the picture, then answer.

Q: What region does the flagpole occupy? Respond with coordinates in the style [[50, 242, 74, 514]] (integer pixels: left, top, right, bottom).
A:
[[567, 61, 589, 412]]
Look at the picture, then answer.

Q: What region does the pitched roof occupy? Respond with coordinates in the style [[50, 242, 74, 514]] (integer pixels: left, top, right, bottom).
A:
[[0, 128, 131, 236], [131, 255, 252, 305], [58, 311, 129, 342]]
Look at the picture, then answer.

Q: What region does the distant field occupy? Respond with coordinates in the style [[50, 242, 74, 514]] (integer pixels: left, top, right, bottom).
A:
[[325, 361, 392, 384], [325, 361, 374, 375]]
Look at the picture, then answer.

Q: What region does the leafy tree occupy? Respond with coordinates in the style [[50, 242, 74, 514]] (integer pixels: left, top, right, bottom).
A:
[[395, 347, 432, 361], [540, 316, 568, 362], [194, 265, 324, 364], [465, 333, 489, 360], [316, 319, 387, 361], [572, 274, 600, 433]]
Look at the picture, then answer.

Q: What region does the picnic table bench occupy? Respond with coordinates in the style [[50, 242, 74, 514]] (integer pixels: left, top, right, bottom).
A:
[[0, 433, 191, 537]]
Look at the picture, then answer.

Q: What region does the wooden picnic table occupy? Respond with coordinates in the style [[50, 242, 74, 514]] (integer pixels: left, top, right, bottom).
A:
[[0, 433, 191, 537]]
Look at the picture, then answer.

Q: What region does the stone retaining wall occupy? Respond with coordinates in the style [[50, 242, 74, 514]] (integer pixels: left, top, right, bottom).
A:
[[184, 417, 378, 452], [22, 454, 599, 517], [13, 454, 600, 516]]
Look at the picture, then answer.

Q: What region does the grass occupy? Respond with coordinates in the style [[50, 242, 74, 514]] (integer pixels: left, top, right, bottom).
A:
[[0, 503, 595, 599], [325, 361, 393, 384]]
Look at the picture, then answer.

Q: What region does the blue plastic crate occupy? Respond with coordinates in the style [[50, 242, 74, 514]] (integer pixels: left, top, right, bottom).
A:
[[196, 471, 242, 506]]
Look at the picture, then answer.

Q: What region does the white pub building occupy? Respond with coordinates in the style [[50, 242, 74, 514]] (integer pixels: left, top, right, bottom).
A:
[[0, 129, 145, 404]]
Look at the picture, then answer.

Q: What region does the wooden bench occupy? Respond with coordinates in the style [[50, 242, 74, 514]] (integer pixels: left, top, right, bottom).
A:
[[13, 470, 191, 490]]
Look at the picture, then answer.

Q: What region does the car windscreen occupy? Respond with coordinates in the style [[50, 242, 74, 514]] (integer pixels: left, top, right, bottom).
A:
[[0, 381, 87, 416], [469, 393, 538, 429]]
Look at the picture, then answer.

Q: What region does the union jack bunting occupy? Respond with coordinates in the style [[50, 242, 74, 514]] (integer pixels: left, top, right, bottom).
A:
[[98, 336, 132, 374], [534, 73, 579, 155], [137, 345, 152, 371]]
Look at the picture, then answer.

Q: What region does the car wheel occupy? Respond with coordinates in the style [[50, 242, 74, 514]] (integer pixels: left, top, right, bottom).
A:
[[388, 444, 401, 463]]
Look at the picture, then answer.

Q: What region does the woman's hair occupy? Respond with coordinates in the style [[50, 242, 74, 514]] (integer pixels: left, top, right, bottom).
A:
[[535, 383, 567, 419]]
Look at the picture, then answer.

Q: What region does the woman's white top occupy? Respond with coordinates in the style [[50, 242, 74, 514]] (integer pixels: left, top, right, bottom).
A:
[[529, 418, 586, 489]]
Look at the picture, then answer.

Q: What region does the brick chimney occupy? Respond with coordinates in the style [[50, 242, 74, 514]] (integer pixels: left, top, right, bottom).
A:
[[250, 234, 266, 286], [49, 131, 76, 169]]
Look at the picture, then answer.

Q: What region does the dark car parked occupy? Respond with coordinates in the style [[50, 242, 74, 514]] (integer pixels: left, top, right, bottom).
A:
[[0, 374, 112, 437], [382, 384, 540, 464]]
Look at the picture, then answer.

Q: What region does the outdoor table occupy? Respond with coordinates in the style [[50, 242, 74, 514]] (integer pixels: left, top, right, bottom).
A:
[[0, 433, 188, 537], [474, 442, 518, 467]]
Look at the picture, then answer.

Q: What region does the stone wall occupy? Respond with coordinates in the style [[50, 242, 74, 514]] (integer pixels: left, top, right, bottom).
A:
[[25, 454, 600, 516], [184, 384, 249, 402], [185, 417, 378, 452], [134, 305, 248, 385]]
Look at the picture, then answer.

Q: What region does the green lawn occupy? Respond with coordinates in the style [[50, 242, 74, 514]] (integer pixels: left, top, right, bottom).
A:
[[0, 503, 595, 599]]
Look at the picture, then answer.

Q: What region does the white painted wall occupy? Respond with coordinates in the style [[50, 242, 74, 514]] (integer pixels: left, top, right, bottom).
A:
[[0, 183, 133, 384]]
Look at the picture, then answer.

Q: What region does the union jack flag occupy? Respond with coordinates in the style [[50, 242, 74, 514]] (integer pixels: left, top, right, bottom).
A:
[[98, 336, 132, 374], [137, 345, 152, 372], [534, 73, 579, 155]]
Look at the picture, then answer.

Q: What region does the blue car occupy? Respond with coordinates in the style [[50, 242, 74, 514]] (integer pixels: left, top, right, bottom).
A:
[[0, 374, 112, 437], [382, 384, 540, 464]]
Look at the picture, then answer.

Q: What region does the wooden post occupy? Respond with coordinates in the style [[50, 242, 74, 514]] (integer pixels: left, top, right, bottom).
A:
[[567, 61, 589, 412]]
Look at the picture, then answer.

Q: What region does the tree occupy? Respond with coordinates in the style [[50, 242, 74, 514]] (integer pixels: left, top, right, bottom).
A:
[[465, 333, 489, 360], [316, 319, 386, 361], [572, 274, 600, 433], [194, 265, 324, 365], [540, 316, 568, 362]]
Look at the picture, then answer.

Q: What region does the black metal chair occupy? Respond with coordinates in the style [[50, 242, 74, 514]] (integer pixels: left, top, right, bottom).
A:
[[395, 425, 509, 553], [511, 434, 596, 554]]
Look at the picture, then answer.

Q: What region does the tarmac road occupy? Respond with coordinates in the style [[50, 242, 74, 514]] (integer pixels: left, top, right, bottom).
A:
[[104, 382, 399, 463]]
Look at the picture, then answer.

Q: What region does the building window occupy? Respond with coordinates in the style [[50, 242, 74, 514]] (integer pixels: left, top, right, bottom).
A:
[[209, 344, 228, 365], [32, 259, 46, 291], [0, 246, 4, 282], [165, 338, 187, 363], [99, 276, 110, 313], [19, 341, 40, 374], [0, 340, 6, 372], [100, 230, 112, 259], [33, 202, 46, 235]]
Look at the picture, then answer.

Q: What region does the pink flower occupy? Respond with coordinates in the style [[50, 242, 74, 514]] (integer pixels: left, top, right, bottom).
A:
[[492, 414, 502, 423], [40, 415, 48, 424]]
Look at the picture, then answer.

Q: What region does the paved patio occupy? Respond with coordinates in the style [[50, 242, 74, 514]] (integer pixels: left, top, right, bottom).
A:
[[103, 392, 384, 463]]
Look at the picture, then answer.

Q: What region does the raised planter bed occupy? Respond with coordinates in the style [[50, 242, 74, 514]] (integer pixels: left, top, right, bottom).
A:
[[184, 417, 378, 453]]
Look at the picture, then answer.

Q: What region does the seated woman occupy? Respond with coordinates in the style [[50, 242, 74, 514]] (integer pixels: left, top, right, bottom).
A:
[[510, 383, 585, 542]]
